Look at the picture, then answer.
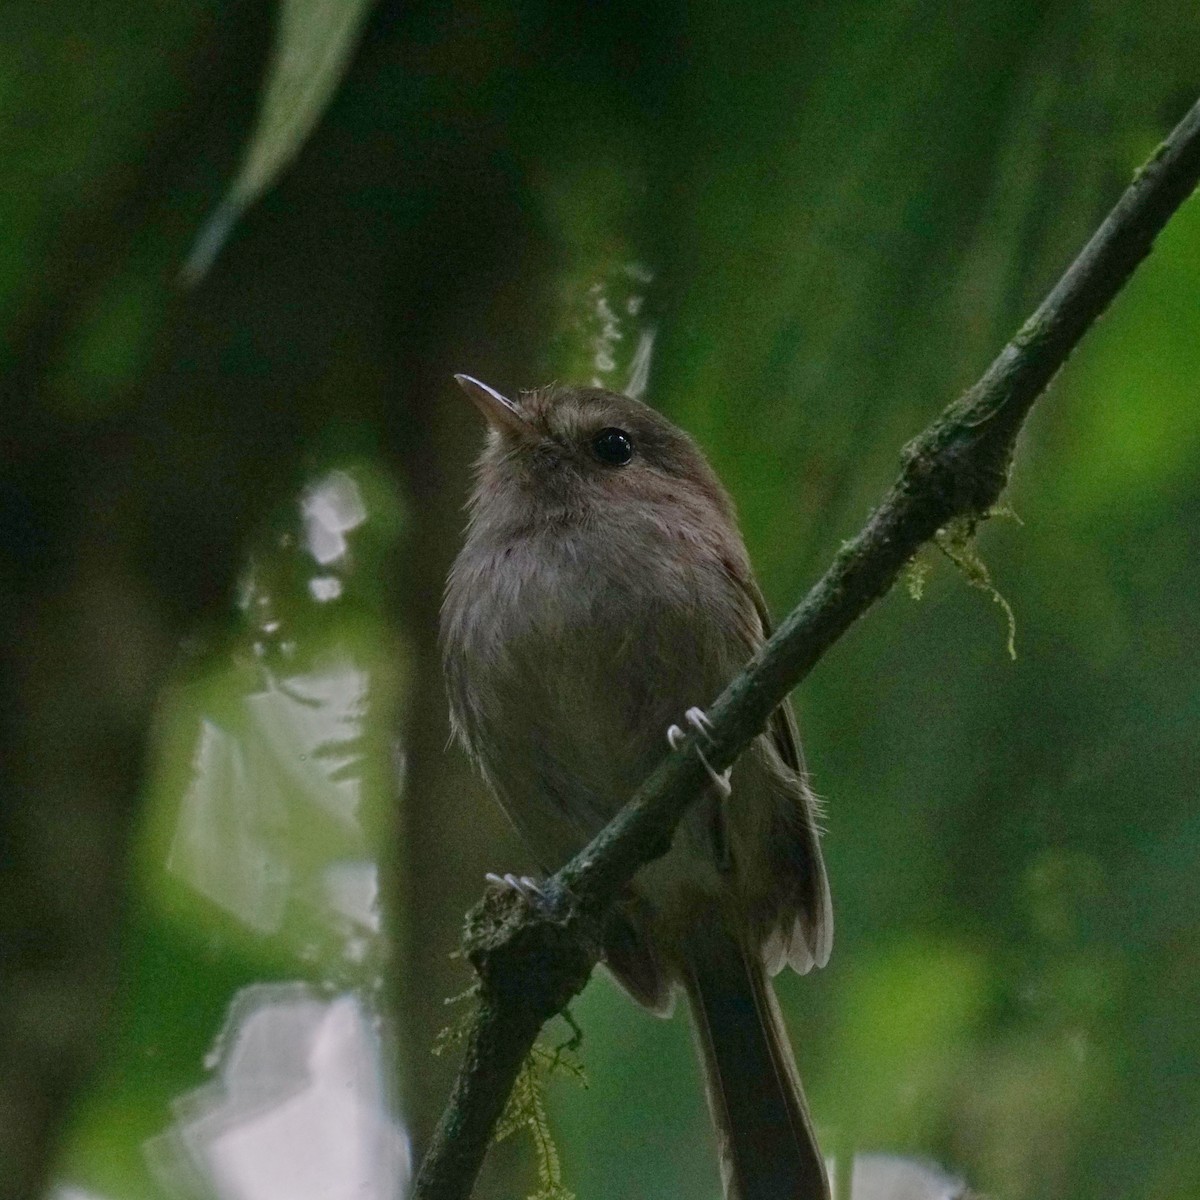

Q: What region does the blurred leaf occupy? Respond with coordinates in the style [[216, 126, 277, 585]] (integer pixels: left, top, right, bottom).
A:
[[1050, 188, 1200, 519], [822, 938, 990, 1148], [183, 0, 375, 282], [50, 267, 162, 418]]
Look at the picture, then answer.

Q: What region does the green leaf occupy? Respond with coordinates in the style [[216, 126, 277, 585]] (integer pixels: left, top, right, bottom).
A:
[[183, 0, 374, 282]]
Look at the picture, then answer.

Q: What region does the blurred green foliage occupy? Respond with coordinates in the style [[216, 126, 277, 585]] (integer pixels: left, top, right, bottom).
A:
[[7, 1, 1200, 1199]]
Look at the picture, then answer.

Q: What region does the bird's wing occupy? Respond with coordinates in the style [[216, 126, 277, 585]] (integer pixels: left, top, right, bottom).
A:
[[723, 559, 809, 781]]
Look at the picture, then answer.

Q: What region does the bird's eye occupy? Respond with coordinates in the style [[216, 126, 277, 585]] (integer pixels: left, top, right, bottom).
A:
[[592, 427, 633, 466]]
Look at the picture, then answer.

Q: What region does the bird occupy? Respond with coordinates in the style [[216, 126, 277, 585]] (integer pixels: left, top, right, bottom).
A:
[[440, 374, 833, 1200]]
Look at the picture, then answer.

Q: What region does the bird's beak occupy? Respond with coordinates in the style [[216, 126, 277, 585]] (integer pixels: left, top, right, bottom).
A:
[[453, 374, 532, 439]]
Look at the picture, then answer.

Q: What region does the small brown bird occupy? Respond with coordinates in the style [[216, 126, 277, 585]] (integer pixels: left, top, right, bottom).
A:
[[441, 376, 832, 1200]]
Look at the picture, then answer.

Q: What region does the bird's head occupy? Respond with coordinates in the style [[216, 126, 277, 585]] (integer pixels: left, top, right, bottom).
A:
[[453, 375, 733, 532]]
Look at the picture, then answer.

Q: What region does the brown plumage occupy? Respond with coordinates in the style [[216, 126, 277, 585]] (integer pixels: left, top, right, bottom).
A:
[[441, 378, 832, 1200]]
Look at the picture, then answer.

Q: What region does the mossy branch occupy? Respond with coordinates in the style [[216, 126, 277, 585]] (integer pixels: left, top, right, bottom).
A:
[[411, 96, 1200, 1200]]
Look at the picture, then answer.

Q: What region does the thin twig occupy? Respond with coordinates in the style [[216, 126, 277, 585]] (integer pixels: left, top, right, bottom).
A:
[[411, 96, 1200, 1200]]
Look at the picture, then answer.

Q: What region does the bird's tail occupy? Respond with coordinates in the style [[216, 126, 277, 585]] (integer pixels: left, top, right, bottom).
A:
[[682, 934, 830, 1200]]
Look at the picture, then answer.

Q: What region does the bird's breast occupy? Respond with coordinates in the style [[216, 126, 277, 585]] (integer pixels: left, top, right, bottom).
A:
[[442, 514, 749, 838]]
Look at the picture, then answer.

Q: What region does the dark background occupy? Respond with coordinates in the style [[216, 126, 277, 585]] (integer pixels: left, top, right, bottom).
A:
[[3, 2, 1199, 1198]]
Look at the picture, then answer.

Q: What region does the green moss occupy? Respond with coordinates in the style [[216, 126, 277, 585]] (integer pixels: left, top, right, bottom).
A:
[[492, 1017, 588, 1200], [938, 515, 1018, 660]]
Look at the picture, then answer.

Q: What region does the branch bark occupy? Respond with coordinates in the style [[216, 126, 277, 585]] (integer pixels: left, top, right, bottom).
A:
[[411, 96, 1200, 1200]]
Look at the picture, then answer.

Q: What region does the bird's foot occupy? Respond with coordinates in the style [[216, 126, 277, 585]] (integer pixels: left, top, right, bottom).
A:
[[666, 706, 732, 798], [485, 872, 546, 906]]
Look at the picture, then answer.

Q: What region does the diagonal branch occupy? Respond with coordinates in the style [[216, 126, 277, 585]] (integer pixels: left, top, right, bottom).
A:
[[411, 95, 1200, 1200]]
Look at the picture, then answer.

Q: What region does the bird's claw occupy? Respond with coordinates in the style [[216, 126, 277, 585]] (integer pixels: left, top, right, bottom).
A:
[[666, 706, 732, 798], [485, 872, 546, 905]]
